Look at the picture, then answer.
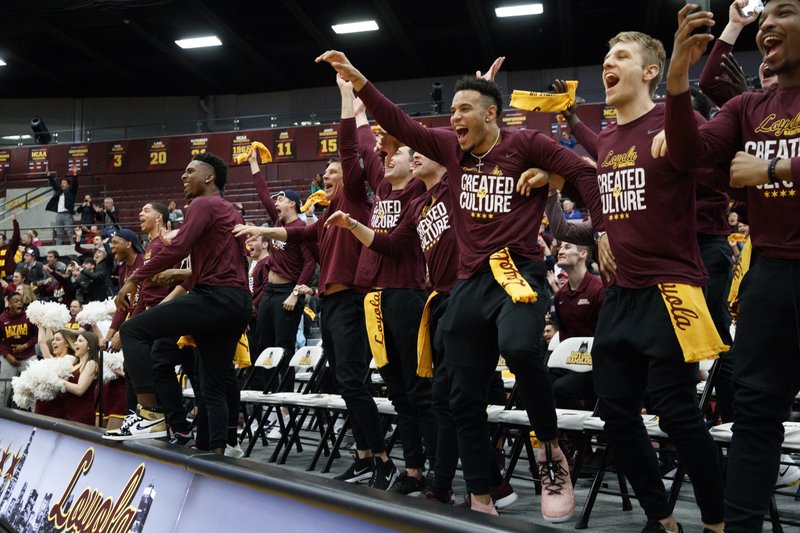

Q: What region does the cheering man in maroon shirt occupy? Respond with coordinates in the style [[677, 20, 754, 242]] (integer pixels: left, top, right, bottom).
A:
[[555, 31, 726, 533], [336, 76, 434, 493], [108, 153, 252, 455], [667, 3, 800, 530], [550, 243, 603, 410], [249, 150, 315, 364], [234, 96, 392, 487], [317, 51, 600, 520]]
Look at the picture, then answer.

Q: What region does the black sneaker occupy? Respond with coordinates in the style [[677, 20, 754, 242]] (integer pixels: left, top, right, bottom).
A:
[[333, 455, 374, 483], [369, 457, 398, 490], [641, 520, 684, 533], [390, 472, 426, 496]]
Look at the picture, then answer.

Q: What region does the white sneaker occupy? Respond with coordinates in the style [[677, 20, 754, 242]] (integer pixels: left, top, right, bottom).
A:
[[776, 454, 800, 487], [103, 407, 167, 441], [225, 444, 245, 458]]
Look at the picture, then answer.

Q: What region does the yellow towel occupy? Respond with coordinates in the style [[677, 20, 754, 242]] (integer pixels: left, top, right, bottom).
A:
[[234, 334, 251, 368], [364, 291, 388, 368], [416, 290, 439, 378], [300, 190, 330, 212], [658, 283, 730, 362], [728, 237, 752, 321], [510, 81, 578, 113], [233, 141, 273, 165], [489, 248, 538, 303], [177, 333, 251, 368], [177, 335, 196, 349]]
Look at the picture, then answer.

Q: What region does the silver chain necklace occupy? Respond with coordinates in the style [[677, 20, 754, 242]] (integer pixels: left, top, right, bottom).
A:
[[470, 130, 501, 170]]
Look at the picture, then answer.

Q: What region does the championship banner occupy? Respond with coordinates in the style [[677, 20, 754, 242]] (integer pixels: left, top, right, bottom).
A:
[[501, 109, 527, 128], [273, 131, 295, 161], [601, 106, 617, 130], [28, 147, 48, 173], [189, 137, 208, 158], [317, 127, 338, 159], [231, 134, 252, 164], [0, 150, 11, 174], [108, 142, 128, 172], [148, 139, 168, 169], [67, 144, 90, 176]]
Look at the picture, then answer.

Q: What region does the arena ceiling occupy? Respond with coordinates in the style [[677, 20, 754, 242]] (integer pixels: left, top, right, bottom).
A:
[[0, 0, 760, 98]]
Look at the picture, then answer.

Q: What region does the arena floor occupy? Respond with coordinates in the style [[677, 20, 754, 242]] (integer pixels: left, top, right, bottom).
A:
[[244, 423, 800, 532]]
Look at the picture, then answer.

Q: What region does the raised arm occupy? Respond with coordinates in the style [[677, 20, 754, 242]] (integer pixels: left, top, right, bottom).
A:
[[698, 0, 760, 106], [357, 122, 387, 194], [249, 150, 279, 223], [7, 215, 20, 256], [545, 194, 594, 247], [317, 50, 455, 165]]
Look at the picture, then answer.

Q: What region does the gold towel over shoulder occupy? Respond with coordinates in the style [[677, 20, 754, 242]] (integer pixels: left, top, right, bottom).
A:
[[489, 247, 538, 304], [416, 290, 439, 378], [658, 283, 729, 363], [364, 291, 388, 368]]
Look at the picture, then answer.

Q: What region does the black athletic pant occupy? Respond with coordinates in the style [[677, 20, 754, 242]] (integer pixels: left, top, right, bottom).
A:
[[698, 233, 735, 422], [429, 294, 457, 492], [592, 285, 724, 524], [152, 335, 193, 434], [256, 282, 304, 358], [373, 288, 436, 469], [548, 368, 596, 411], [442, 257, 557, 495], [724, 257, 800, 532], [120, 285, 251, 450], [430, 295, 509, 494], [320, 290, 385, 454]]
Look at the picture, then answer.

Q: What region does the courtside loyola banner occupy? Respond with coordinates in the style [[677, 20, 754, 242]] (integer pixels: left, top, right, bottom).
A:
[[0, 418, 190, 532]]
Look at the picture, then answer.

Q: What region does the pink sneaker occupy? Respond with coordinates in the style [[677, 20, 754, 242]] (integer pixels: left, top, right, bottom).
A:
[[469, 495, 499, 516], [537, 443, 575, 523]]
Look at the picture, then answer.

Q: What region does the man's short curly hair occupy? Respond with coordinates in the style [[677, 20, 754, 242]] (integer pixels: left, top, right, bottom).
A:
[[453, 77, 503, 115], [193, 152, 228, 193]]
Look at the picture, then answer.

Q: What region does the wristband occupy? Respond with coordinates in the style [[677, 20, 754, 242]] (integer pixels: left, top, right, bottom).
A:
[[349, 220, 359, 231], [768, 157, 782, 183]]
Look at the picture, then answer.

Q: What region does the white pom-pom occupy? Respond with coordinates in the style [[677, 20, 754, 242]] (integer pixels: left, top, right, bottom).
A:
[[76, 298, 116, 325], [102, 352, 125, 383], [12, 357, 74, 409], [25, 301, 71, 331]]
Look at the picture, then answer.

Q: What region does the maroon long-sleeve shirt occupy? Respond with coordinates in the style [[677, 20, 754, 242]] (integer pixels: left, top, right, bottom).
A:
[[554, 273, 604, 340], [134, 194, 249, 290], [666, 87, 800, 260], [252, 171, 316, 285], [370, 179, 458, 295], [346, 122, 426, 290], [110, 253, 144, 331], [357, 82, 601, 280], [1, 310, 38, 360], [286, 120, 372, 294], [573, 115, 729, 237]]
